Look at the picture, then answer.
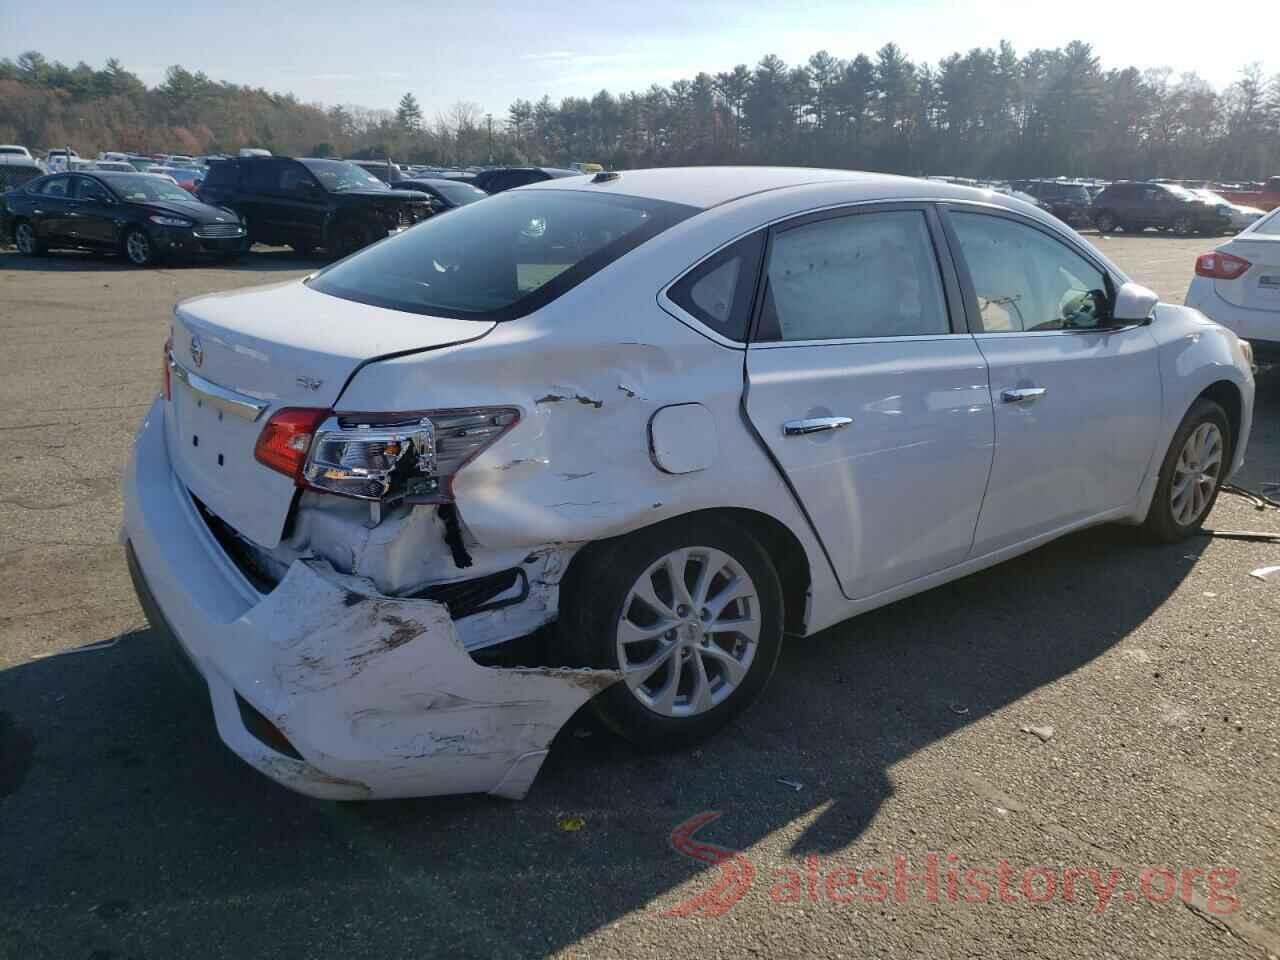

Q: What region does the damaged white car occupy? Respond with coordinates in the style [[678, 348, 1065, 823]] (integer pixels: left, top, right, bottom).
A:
[[124, 167, 1255, 800]]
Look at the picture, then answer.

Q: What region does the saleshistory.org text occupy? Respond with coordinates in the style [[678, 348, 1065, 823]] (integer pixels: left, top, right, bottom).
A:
[[661, 812, 1240, 919]]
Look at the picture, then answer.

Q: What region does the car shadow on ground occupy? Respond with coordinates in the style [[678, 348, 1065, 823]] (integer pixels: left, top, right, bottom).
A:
[[0, 520, 1210, 958]]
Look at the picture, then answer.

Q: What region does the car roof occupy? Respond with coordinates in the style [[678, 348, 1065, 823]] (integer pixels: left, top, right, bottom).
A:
[[517, 166, 1042, 211]]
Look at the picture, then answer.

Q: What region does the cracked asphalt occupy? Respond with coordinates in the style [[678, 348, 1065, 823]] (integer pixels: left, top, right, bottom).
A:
[[0, 234, 1277, 960]]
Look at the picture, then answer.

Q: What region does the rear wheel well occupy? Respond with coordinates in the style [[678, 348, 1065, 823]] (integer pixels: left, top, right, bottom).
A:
[[561, 508, 812, 636], [1198, 380, 1242, 462]]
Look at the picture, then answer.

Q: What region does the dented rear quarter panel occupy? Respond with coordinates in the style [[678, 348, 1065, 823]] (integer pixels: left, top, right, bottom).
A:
[[334, 216, 847, 631]]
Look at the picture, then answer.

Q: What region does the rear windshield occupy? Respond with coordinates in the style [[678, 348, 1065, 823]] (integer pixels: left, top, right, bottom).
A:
[[308, 189, 697, 321]]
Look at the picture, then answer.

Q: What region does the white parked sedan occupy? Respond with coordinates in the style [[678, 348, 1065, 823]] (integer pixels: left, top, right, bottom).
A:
[[123, 168, 1255, 801], [1186, 205, 1280, 361]]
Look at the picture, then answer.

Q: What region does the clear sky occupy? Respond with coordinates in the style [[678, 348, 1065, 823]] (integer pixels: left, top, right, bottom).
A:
[[3, 0, 1274, 118]]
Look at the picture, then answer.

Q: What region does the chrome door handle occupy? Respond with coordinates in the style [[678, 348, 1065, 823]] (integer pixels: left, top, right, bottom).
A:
[[783, 416, 853, 436], [1001, 387, 1047, 403]]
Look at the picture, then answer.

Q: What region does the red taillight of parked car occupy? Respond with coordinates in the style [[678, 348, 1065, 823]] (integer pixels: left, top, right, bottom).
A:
[[1195, 251, 1252, 280], [162, 336, 172, 401], [254, 408, 329, 480]]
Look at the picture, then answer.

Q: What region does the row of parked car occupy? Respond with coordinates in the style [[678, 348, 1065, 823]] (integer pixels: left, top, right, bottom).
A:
[[0, 151, 609, 265], [989, 177, 1271, 236]]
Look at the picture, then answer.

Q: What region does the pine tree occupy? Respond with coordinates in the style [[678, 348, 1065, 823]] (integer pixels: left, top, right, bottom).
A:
[[396, 92, 423, 132]]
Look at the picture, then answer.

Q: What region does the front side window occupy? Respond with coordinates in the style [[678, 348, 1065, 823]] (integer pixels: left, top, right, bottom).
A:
[[951, 212, 1110, 333], [74, 177, 111, 203], [759, 210, 950, 341], [309, 189, 696, 320]]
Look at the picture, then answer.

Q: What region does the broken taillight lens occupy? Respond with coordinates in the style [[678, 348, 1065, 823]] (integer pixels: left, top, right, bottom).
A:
[[254, 407, 330, 479], [256, 407, 521, 502]]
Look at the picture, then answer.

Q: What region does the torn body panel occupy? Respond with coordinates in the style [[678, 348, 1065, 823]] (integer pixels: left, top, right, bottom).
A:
[[125, 398, 618, 801]]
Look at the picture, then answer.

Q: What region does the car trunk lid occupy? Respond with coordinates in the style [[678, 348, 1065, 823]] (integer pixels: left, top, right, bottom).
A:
[[166, 279, 494, 548]]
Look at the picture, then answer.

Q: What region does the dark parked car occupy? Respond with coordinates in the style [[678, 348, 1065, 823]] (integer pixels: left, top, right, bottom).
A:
[[197, 156, 430, 257], [1010, 180, 1093, 226], [391, 177, 488, 212], [5, 171, 247, 265], [1090, 182, 1233, 236], [470, 167, 580, 194]]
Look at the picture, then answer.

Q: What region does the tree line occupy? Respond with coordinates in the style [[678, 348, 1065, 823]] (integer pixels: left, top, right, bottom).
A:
[[2, 43, 1278, 180]]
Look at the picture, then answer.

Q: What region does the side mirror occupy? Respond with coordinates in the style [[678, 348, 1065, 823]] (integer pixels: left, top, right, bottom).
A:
[[1112, 281, 1159, 324]]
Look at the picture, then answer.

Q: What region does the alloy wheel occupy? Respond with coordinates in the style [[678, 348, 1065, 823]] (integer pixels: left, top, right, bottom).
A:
[[1170, 422, 1223, 526], [126, 231, 151, 265], [615, 546, 760, 718], [1173, 215, 1194, 236], [15, 223, 35, 254]]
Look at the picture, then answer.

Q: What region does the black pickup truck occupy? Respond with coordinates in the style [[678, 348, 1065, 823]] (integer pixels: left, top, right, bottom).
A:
[[198, 156, 431, 257]]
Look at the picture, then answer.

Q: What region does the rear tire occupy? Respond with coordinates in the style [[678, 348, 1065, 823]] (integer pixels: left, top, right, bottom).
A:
[[558, 516, 784, 749], [1143, 398, 1231, 542], [14, 221, 45, 256], [1093, 211, 1117, 234]]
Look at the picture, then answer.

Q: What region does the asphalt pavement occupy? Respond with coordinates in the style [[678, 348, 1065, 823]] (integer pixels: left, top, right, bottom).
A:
[[0, 235, 1276, 959]]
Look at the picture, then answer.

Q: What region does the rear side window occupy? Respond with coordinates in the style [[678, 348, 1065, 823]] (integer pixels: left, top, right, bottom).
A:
[[245, 159, 284, 191], [309, 189, 696, 321], [667, 233, 765, 341], [201, 161, 239, 190], [37, 176, 71, 197], [757, 210, 949, 341]]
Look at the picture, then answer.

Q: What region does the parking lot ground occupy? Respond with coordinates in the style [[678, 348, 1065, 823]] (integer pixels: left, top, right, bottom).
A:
[[1, 235, 1277, 959]]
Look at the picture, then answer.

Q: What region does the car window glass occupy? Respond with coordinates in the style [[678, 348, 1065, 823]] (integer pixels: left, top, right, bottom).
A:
[[951, 213, 1109, 333], [1252, 213, 1280, 236], [245, 159, 283, 191], [668, 233, 764, 341], [278, 164, 314, 193], [75, 177, 111, 203], [762, 210, 949, 341], [39, 176, 70, 198], [309, 189, 695, 321]]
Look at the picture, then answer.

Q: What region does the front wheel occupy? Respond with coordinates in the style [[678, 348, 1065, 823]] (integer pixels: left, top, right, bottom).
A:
[[123, 227, 156, 266], [1093, 211, 1117, 234], [559, 516, 784, 748], [14, 221, 46, 256], [1172, 214, 1195, 236], [1143, 398, 1231, 542]]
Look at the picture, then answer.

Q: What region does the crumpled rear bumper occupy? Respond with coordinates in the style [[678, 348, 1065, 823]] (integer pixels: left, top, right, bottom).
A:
[[123, 397, 618, 800]]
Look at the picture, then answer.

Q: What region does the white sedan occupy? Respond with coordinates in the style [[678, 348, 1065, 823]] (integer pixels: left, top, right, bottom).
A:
[[1186, 206, 1280, 361], [123, 168, 1255, 801]]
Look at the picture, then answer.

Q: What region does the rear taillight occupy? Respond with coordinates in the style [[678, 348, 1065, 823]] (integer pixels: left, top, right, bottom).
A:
[[254, 408, 329, 480], [162, 336, 172, 401], [295, 408, 521, 502], [1195, 251, 1252, 280]]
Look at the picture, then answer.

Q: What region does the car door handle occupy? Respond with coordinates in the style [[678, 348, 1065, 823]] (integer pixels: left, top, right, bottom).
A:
[[783, 416, 853, 436], [1001, 387, 1047, 403]]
